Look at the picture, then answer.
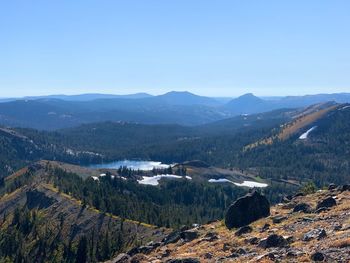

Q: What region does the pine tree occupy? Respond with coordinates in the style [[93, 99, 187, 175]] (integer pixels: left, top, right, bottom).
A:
[[76, 236, 88, 263]]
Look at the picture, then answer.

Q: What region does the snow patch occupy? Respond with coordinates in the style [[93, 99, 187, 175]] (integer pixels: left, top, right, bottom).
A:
[[299, 126, 317, 140], [234, 181, 268, 188], [208, 178, 233, 183], [208, 178, 268, 188], [340, 105, 350, 110], [138, 174, 191, 186]]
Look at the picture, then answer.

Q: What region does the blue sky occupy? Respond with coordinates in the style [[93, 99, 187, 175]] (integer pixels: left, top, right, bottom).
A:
[[0, 0, 349, 97]]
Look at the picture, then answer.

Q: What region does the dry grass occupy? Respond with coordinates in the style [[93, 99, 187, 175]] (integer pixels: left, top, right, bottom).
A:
[[244, 104, 338, 150], [5, 167, 28, 181], [331, 238, 350, 248]]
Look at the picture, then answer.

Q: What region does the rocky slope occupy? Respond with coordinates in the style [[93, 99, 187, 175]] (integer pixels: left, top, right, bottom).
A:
[[113, 185, 350, 262]]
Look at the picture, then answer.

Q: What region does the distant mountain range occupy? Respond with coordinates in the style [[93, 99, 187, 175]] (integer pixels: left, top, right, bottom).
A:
[[0, 91, 349, 130], [0, 92, 153, 102]]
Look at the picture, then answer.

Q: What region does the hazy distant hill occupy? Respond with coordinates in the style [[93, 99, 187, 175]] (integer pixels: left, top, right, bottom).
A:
[[153, 91, 221, 106], [224, 93, 272, 114], [0, 92, 153, 102], [1, 91, 350, 130], [224, 92, 350, 114]]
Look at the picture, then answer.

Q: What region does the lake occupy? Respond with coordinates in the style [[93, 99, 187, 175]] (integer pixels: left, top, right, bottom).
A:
[[88, 160, 171, 171]]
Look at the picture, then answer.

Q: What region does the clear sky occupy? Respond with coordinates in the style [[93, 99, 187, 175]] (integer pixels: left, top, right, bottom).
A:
[[1, 0, 349, 97]]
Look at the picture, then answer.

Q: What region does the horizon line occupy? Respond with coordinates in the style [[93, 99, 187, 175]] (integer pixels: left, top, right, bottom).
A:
[[1, 90, 350, 100]]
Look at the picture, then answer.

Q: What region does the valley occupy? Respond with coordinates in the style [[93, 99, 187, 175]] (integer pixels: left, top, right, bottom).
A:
[[0, 96, 349, 262]]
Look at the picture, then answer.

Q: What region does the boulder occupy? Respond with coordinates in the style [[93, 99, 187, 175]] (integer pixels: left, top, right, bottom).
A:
[[316, 197, 336, 210], [328, 183, 337, 190], [234, 225, 253, 236], [258, 234, 288, 248], [229, 248, 247, 258], [282, 195, 293, 203], [302, 228, 327, 241], [260, 223, 270, 232], [162, 230, 181, 245], [204, 252, 213, 259], [180, 230, 199, 242], [311, 252, 325, 261], [202, 232, 218, 242], [293, 203, 313, 213], [225, 191, 270, 229], [246, 237, 259, 245], [340, 184, 350, 192], [166, 258, 200, 263]]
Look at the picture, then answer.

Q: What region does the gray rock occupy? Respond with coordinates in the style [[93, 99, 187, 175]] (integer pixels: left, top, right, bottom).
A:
[[162, 230, 181, 244], [328, 183, 337, 190], [204, 253, 213, 259], [202, 232, 218, 242], [316, 197, 336, 210], [246, 237, 259, 245], [333, 223, 342, 231], [259, 234, 288, 248], [180, 230, 199, 242], [340, 184, 350, 192], [235, 225, 253, 236], [166, 258, 200, 263], [303, 228, 327, 241], [225, 191, 270, 229], [222, 243, 231, 251], [293, 203, 313, 213], [260, 223, 270, 232], [311, 251, 325, 261]]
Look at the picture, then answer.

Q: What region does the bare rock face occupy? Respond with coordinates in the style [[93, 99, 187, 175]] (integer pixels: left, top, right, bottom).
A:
[[225, 191, 270, 229]]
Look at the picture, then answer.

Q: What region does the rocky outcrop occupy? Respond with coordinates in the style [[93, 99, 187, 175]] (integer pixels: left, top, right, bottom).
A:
[[117, 187, 350, 263], [225, 191, 270, 229]]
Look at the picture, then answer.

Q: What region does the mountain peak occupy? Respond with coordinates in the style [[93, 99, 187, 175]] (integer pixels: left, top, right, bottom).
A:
[[236, 93, 261, 100], [162, 91, 196, 97], [157, 91, 219, 106]]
